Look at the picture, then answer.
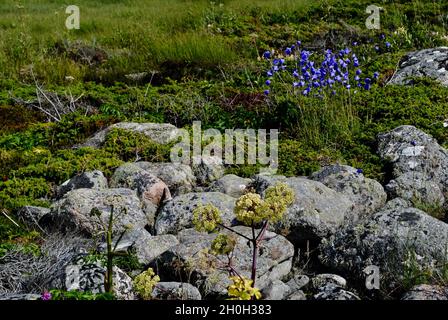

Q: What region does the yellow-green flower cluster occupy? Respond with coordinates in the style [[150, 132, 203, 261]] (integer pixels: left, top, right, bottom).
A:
[[227, 276, 262, 300], [193, 204, 222, 232], [133, 268, 160, 300], [265, 182, 295, 206], [211, 234, 236, 256], [234, 183, 295, 225], [234, 193, 264, 225]]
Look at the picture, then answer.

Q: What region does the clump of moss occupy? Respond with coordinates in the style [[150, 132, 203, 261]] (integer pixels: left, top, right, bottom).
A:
[[103, 128, 174, 163]]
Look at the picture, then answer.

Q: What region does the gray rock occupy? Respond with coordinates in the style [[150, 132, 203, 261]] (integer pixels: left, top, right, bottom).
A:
[[16, 206, 50, 229], [251, 174, 287, 196], [159, 227, 294, 297], [209, 174, 252, 198], [312, 274, 347, 289], [57, 170, 108, 198], [134, 162, 196, 195], [385, 172, 445, 208], [389, 47, 448, 87], [261, 280, 290, 300], [311, 165, 386, 219], [270, 177, 354, 243], [78, 122, 179, 148], [97, 229, 177, 266], [319, 207, 448, 291], [152, 282, 202, 300], [377, 125, 448, 197], [110, 163, 171, 207], [381, 197, 412, 211], [401, 284, 448, 300], [313, 283, 360, 300], [286, 290, 307, 300], [134, 234, 179, 266], [192, 156, 225, 185], [65, 257, 135, 300], [155, 192, 235, 235], [286, 274, 310, 292], [46, 188, 150, 236]]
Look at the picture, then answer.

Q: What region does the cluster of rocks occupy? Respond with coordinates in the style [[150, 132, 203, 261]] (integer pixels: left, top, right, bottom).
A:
[[4, 113, 448, 300]]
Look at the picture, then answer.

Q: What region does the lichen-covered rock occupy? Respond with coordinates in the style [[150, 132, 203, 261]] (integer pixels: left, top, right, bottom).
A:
[[192, 156, 225, 185], [155, 192, 235, 235], [377, 126, 448, 203], [286, 290, 307, 300], [134, 162, 196, 195], [57, 170, 108, 198], [311, 165, 386, 220], [98, 229, 178, 266], [270, 177, 354, 243], [401, 284, 448, 300], [388, 47, 448, 87], [152, 282, 201, 300], [16, 206, 50, 229], [312, 274, 347, 289], [63, 256, 135, 300], [46, 188, 150, 236], [313, 283, 360, 300], [285, 274, 310, 292], [110, 163, 171, 207], [209, 174, 252, 198], [380, 197, 412, 211], [78, 122, 180, 148], [385, 172, 445, 208], [158, 227, 294, 297], [251, 174, 287, 196], [319, 207, 448, 291], [261, 280, 291, 300], [134, 234, 179, 266]]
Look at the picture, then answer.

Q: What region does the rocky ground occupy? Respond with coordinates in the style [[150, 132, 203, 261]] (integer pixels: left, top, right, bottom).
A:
[[2, 103, 448, 300]]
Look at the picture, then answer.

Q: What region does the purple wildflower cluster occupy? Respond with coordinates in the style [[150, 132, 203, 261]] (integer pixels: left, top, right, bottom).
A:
[[262, 41, 379, 97], [41, 291, 52, 300]]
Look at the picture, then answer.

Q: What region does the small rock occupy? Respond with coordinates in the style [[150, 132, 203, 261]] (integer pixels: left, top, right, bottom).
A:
[[16, 206, 50, 229], [57, 170, 108, 199], [312, 274, 347, 289], [110, 163, 172, 206], [262, 280, 290, 300], [152, 282, 202, 300], [380, 197, 412, 211], [286, 290, 307, 300], [313, 283, 360, 300], [192, 156, 225, 185], [209, 174, 252, 198], [155, 192, 235, 235], [134, 162, 196, 195], [286, 275, 310, 291]]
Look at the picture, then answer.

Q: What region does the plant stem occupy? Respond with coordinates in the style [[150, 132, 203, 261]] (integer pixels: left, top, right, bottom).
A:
[[217, 222, 252, 241], [250, 224, 257, 288], [105, 206, 114, 293]]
